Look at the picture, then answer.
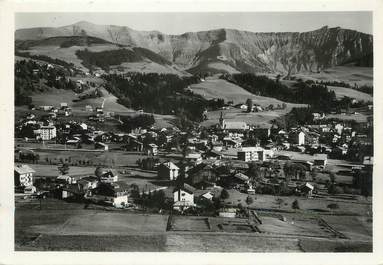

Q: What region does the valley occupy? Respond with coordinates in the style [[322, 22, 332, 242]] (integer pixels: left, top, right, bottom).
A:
[[13, 19, 374, 254]]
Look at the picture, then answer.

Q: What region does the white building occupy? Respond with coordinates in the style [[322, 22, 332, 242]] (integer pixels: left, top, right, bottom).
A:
[[36, 126, 57, 141], [237, 147, 264, 162], [80, 123, 88, 130], [173, 183, 196, 211], [219, 112, 249, 131], [14, 164, 35, 187], [290, 131, 305, 145]]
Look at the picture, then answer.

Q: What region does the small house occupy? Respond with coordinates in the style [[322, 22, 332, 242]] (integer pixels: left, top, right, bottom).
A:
[[100, 170, 118, 183], [299, 182, 314, 197], [145, 143, 158, 156], [95, 142, 109, 151], [313, 154, 328, 167]]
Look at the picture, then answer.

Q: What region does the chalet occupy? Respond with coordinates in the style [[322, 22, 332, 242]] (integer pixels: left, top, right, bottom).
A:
[[58, 109, 71, 117], [95, 142, 109, 151], [312, 113, 325, 120], [233, 172, 250, 184], [88, 181, 129, 208], [289, 131, 305, 145], [14, 164, 35, 188], [363, 156, 373, 166], [157, 161, 179, 180], [77, 176, 99, 190], [313, 154, 328, 167], [218, 208, 236, 218], [39, 105, 54, 111], [173, 183, 196, 211], [62, 184, 85, 200], [211, 142, 223, 152], [24, 185, 37, 194], [200, 191, 214, 201], [26, 113, 35, 120], [251, 126, 271, 139], [186, 163, 218, 189], [334, 124, 344, 135], [85, 105, 93, 112], [185, 152, 203, 165], [223, 137, 242, 148], [298, 182, 314, 197], [204, 150, 223, 160], [145, 143, 158, 156], [60, 102, 68, 109], [79, 123, 88, 130], [124, 138, 144, 152], [100, 170, 118, 183]]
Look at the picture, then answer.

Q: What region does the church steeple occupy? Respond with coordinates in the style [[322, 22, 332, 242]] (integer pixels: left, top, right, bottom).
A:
[[219, 111, 225, 129]]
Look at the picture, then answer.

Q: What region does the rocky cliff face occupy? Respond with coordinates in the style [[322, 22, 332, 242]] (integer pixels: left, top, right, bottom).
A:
[[16, 21, 373, 74]]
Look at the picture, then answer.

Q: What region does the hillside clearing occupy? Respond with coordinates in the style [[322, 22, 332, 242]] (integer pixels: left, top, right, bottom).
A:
[[327, 86, 372, 101], [295, 66, 373, 87], [189, 78, 289, 105]]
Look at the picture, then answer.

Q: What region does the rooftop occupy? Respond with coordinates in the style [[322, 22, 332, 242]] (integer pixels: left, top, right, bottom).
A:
[[14, 164, 35, 175]]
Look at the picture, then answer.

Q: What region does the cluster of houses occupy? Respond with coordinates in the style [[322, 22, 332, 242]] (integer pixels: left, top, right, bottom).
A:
[[35, 102, 73, 119], [14, 164, 129, 208], [15, 99, 373, 212]]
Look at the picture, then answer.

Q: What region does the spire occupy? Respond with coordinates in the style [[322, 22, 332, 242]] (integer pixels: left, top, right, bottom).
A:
[[219, 111, 224, 129]]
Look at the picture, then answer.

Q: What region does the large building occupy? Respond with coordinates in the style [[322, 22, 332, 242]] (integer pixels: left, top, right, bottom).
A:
[[219, 112, 249, 131], [37, 125, 57, 140], [237, 147, 264, 162], [14, 164, 35, 187]]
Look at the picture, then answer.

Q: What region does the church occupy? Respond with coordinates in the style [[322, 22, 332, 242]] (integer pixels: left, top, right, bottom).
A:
[[218, 112, 249, 131]]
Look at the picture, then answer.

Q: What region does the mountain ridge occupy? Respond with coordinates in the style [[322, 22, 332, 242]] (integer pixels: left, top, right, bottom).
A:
[[15, 21, 373, 75]]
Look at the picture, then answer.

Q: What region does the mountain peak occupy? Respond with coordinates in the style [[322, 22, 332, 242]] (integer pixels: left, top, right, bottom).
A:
[[72, 21, 96, 27]]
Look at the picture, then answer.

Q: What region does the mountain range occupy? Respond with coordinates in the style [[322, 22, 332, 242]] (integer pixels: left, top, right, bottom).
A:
[[15, 21, 373, 75]]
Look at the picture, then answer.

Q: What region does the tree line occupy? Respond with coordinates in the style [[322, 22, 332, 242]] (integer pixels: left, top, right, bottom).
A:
[[104, 73, 210, 122]]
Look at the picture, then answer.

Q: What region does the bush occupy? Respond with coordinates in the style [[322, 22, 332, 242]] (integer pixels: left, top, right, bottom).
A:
[[220, 189, 229, 200], [327, 203, 339, 209], [292, 199, 300, 210], [245, 196, 254, 205]]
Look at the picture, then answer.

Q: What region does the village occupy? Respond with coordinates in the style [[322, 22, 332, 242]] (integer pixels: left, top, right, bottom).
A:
[[14, 61, 373, 251]]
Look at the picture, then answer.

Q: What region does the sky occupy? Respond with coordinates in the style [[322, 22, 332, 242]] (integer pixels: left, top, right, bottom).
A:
[[15, 12, 372, 34]]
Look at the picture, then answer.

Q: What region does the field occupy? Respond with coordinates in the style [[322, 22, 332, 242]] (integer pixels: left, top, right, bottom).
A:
[[192, 77, 306, 128], [327, 86, 372, 101], [201, 106, 305, 128], [18, 85, 175, 129], [19, 162, 165, 192], [295, 66, 373, 87], [15, 199, 371, 252], [222, 190, 372, 216], [190, 77, 300, 106]]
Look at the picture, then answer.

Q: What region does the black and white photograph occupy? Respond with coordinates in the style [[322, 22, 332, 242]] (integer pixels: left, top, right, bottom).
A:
[[1, 0, 382, 263]]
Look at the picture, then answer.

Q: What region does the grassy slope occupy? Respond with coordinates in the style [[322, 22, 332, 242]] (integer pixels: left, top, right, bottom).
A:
[[294, 66, 373, 87], [327, 85, 372, 101], [191, 78, 306, 127], [19, 44, 188, 76]]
